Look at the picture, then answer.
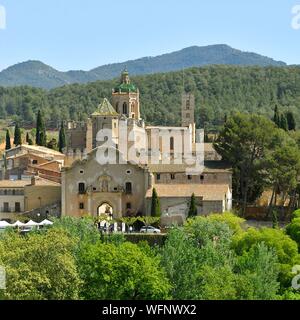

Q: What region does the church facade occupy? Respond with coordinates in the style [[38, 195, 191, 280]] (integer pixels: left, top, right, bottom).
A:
[[61, 70, 232, 220]]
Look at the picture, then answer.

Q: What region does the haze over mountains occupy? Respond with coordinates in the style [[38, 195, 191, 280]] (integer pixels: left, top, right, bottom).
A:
[[0, 44, 287, 89]]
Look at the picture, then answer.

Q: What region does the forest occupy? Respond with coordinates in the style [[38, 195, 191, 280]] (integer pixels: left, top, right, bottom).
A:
[[1, 65, 300, 130], [1, 213, 300, 300]]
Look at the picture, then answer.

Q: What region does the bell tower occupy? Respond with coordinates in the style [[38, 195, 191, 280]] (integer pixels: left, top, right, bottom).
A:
[[112, 69, 140, 120], [182, 92, 196, 143]]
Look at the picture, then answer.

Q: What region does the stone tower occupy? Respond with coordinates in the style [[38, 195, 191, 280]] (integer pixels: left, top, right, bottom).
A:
[[181, 92, 196, 143], [91, 98, 119, 149], [112, 69, 140, 120]]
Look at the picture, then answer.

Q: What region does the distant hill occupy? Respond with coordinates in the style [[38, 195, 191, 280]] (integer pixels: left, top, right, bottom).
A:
[[0, 65, 300, 131], [0, 45, 286, 89]]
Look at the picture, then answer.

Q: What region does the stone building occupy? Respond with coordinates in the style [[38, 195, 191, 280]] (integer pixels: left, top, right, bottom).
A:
[[62, 70, 232, 220], [0, 177, 61, 221], [1, 145, 65, 183]]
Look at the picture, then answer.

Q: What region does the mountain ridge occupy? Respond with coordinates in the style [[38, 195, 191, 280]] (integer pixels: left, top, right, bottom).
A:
[[0, 45, 287, 89]]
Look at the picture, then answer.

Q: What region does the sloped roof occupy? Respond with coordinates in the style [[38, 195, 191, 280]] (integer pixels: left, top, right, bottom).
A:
[[6, 145, 64, 157], [91, 98, 119, 116], [0, 177, 60, 188]]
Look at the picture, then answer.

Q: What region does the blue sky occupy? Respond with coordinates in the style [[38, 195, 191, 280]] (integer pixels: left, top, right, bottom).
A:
[[0, 0, 299, 71]]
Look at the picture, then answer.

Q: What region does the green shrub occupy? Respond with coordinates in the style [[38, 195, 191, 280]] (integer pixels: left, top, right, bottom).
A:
[[124, 234, 167, 247], [292, 209, 300, 221]]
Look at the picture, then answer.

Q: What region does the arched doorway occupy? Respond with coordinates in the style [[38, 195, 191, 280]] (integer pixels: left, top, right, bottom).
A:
[[98, 202, 113, 219], [97, 203, 114, 231]]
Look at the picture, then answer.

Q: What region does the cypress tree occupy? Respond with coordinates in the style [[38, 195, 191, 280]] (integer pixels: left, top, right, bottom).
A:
[[280, 114, 288, 131], [36, 110, 47, 146], [188, 193, 198, 218], [13, 123, 22, 146], [26, 132, 30, 143], [286, 111, 296, 131], [58, 121, 66, 153], [5, 129, 11, 150], [151, 188, 161, 217], [273, 105, 280, 127]]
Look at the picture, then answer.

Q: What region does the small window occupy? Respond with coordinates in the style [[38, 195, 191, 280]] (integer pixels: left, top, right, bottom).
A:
[[125, 182, 132, 194], [93, 187, 97, 191], [157, 173, 161, 181], [123, 102, 128, 114], [170, 137, 174, 151], [171, 174, 175, 180], [126, 170, 132, 175], [79, 203, 84, 210], [186, 113, 190, 118], [188, 175, 192, 180], [126, 203, 132, 210], [200, 175, 204, 181], [15, 202, 21, 213], [32, 160, 38, 165], [12, 189, 16, 195], [80, 170, 84, 174], [79, 183, 85, 194], [3, 202, 9, 212]]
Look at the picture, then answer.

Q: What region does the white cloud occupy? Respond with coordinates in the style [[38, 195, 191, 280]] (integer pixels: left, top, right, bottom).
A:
[[0, 5, 6, 30]]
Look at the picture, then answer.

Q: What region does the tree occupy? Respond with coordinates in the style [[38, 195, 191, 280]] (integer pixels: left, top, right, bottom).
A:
[[185, 217, 233, 248], [280, 114, 288, 131], [214, 113, 277, 214], [5, 129, 11, 150], [286, 218, 300, 248], [13, 123, 22, 146], [26, 132, 30, 143], [58, 121, 66, 153], [266, 136, 300, 218], [160, 228, 202, 299], [232, 227, 299, 289], [188, 193, 198, 218], [78, 242, 171, 300], [286, 112, 296, 131], [151, 188, 161, 217], [138, 216, 160, 229], [234, 243, 280, 300], [206, 212, 245, 235], [47, 138, 57, 150], [36, 110, 47, 146], [120, 217, 138, 233], [0, 229, 82, 300], [273, 105, 280, 127]]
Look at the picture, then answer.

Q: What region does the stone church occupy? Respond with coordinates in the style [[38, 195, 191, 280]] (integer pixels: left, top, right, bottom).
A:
[[61, 70, 232, 220]]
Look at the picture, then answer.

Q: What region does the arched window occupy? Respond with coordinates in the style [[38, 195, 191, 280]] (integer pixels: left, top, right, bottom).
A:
[[125, 182, 132, 194], [116, 102, 119, 112], [170, 137, 174, 151], [123, 102, 128, 115]]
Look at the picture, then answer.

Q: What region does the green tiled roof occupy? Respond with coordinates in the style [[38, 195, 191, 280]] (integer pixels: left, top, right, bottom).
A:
[[92, 98, 119, 116], [114, 82, 137, 93], [114, 69, 138, 93]]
